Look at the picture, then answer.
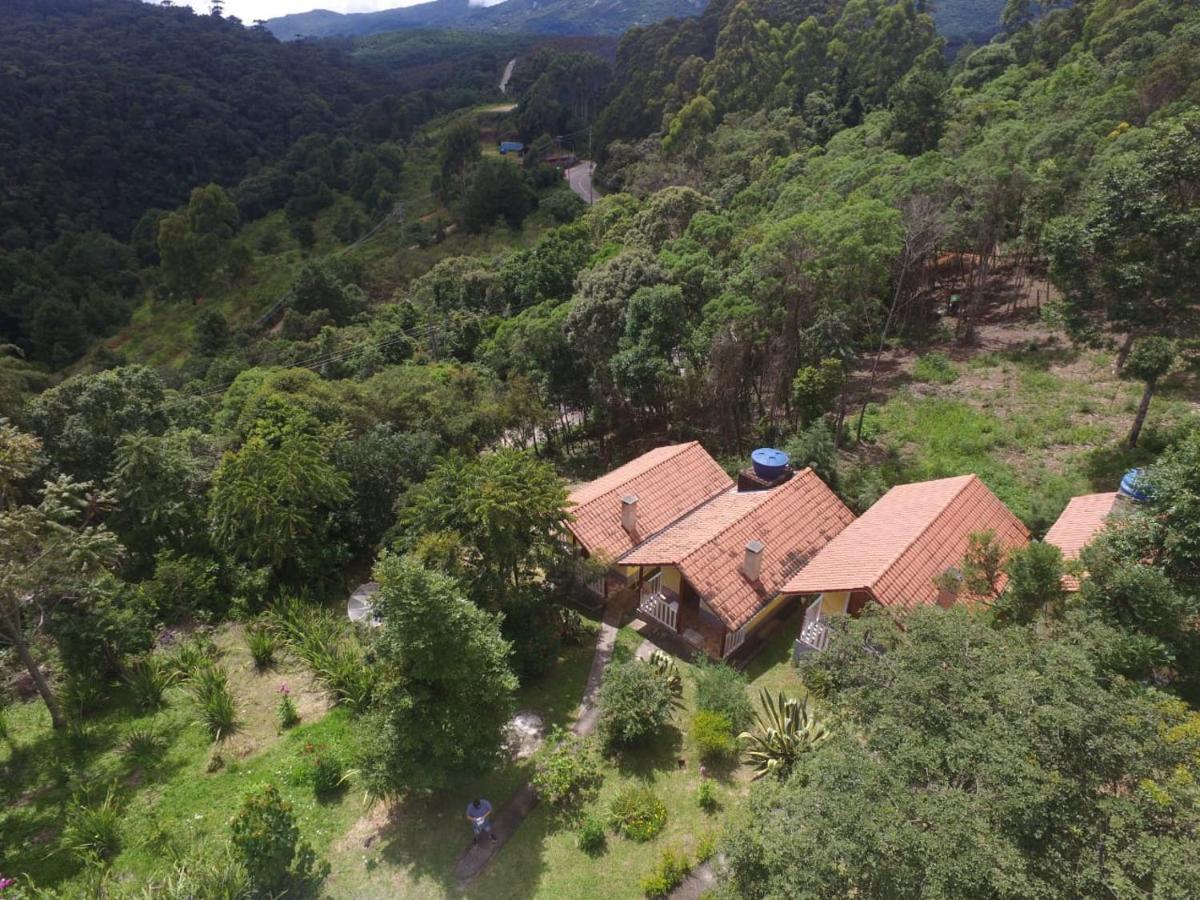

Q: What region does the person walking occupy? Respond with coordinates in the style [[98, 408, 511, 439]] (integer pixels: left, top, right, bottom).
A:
[[466, 797, 496, 844]]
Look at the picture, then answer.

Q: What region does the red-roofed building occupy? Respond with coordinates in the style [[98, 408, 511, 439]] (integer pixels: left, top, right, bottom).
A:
[[566, 442, 733, 597], [1044, 492, 1122, 590], [782, 475, 1028, 653], [618, 469, 855, 658]]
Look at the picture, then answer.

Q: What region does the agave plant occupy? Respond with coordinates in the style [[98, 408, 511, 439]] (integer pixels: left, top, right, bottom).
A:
[[647, 649, 683, 695], [738, 690, 829, 780]]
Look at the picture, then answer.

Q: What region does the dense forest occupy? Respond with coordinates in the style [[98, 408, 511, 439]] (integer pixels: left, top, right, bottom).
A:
[[2, 0, 1199, 896]]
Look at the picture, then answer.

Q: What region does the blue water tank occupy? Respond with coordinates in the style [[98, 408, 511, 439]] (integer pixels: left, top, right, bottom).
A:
[[1119, 468, 1152, 502], [751, 448, 790, 480]]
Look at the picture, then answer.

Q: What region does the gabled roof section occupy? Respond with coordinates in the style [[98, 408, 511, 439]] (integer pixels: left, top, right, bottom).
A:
[[1044, 493, 1120, 560], [621, 470, 855, 630], [1044, 492, 1121, 591], [566, 442, 733, 560], [782, 474, 1029, 611]]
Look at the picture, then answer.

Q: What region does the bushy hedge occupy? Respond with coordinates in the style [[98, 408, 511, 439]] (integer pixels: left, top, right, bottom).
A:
[[597, 661, 673, 749]]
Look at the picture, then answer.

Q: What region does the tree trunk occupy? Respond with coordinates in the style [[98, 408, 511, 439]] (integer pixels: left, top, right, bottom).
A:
[[1115, 332, 1136, 372], [1127, 379, 1156, 449], [13, 633, 65, 730]]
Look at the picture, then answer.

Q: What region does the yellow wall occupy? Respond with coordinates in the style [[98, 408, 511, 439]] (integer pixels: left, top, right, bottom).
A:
[[661, 566, 682, 595], [743, 591, 790, 634], [821, 591, 850, 616]]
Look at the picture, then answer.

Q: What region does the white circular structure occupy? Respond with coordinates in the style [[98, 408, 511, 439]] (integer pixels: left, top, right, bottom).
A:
[[347, 581, 381, 627]]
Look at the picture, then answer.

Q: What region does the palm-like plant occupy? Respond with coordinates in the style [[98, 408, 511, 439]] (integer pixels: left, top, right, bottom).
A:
[[738, 690, 829, 780]]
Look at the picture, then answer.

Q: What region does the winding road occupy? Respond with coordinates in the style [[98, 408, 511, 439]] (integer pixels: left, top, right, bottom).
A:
[[566, 160, 597, 204], [499, 57, 516, 94]]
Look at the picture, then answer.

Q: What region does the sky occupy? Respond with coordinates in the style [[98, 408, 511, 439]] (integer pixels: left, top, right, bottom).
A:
[[170, 1, 427, 23]]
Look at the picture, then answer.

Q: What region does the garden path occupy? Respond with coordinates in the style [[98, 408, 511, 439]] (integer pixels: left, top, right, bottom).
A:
[[452, 605, 621, 886]]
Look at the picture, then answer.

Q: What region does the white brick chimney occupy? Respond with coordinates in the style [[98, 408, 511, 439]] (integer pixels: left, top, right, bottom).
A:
[[621, 495, 639, 534], [744, 539, 764, 581]]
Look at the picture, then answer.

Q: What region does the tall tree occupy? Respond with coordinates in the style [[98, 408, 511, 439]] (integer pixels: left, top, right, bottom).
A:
[[724, 607, 1200, 898], [0, 421, 121, 728], [360, 553, 517, 796], [208, 416, 350, 578]]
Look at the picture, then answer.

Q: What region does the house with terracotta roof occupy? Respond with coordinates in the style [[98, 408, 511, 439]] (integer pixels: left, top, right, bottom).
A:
[[782, 474, 1029, 653], [619, 469, 855, 658], [565, 442, 733, 597], [1044, 492, 1123, 590]]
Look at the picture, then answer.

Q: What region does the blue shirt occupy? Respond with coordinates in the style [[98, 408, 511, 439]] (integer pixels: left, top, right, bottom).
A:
[[467, 800, 492, 822]]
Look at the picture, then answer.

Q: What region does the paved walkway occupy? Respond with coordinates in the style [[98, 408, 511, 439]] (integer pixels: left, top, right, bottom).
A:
[[669, 858, 720, 899], [452, 605, 621, 887]]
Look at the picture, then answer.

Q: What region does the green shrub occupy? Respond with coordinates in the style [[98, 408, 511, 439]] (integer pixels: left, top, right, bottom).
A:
[[577, 815, 607, 855], [124, 654, 177, 711], [691, 710, 736, 762], [50, 574, 155, 681], [543, 188, 586, 223], [501, 597, 564, 680], [146, 551, 225, 622], [531, 729, 603, 808], [277, 686, 300, 729], [609, 785, 668, 842], [61, 675, 106, 720], [696, 779, 718, 812], [298, 741, 344, 797], [913, 352, 958, 385], [597, 661, 673, 749], [136, 847, 250, 899], [246, 625, 278, 671], [120, 727, 167, 767], [187, 663, 238, 740], [230, 784, 325, 892], [640, 846, 690, 898], [270, 598, 374, 709], [63, 788, 122, 865], [166, 632, 221, 679], [693, 659, 753, 733], [695, 831, 717, 863]]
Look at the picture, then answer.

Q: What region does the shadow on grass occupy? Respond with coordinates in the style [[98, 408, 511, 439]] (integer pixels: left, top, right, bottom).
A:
[[999, 343, 1079, 370], [370, 759, 545, 900], [1081, 443, 1158, 493], [609, 723, 684, 779]]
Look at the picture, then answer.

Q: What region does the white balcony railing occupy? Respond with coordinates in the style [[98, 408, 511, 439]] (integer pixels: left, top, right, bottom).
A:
[[723, 625, 748, 657], [639, 591, 678, 631], [799, 618, 830, 652]]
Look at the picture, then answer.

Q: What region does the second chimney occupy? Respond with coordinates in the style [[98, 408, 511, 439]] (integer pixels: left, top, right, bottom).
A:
[[621, 495, 639, 534], [744, 539, 764, 581]]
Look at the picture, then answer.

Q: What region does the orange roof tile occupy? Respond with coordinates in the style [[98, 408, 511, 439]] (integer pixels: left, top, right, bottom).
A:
[[782, 475, 1029, 611], [566, 443, 733, 560], [1044, 492, 1121, 591], [621, 470, 855, 630], [1044, 492, 1120, 560]]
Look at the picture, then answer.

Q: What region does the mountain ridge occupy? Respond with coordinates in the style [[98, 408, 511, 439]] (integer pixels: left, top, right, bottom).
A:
[[268, 0, 709, 40], [267, 0, 1007, 42]]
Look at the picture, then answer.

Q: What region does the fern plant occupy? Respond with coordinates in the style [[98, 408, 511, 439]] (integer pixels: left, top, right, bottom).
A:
[[738, 690, 829, 780]]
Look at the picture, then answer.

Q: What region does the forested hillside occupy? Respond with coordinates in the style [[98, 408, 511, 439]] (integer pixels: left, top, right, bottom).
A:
[[2, 0, 1200, 897], [268, 0, 708, 41], [267, 0, 1007, 43]]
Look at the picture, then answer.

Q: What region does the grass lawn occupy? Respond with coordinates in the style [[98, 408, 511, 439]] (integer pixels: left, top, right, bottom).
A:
[[856, 342, 1198, 534], [3, 604, 813, 899], [0, 624, 363, 894], [326, 615, 811, 899]]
